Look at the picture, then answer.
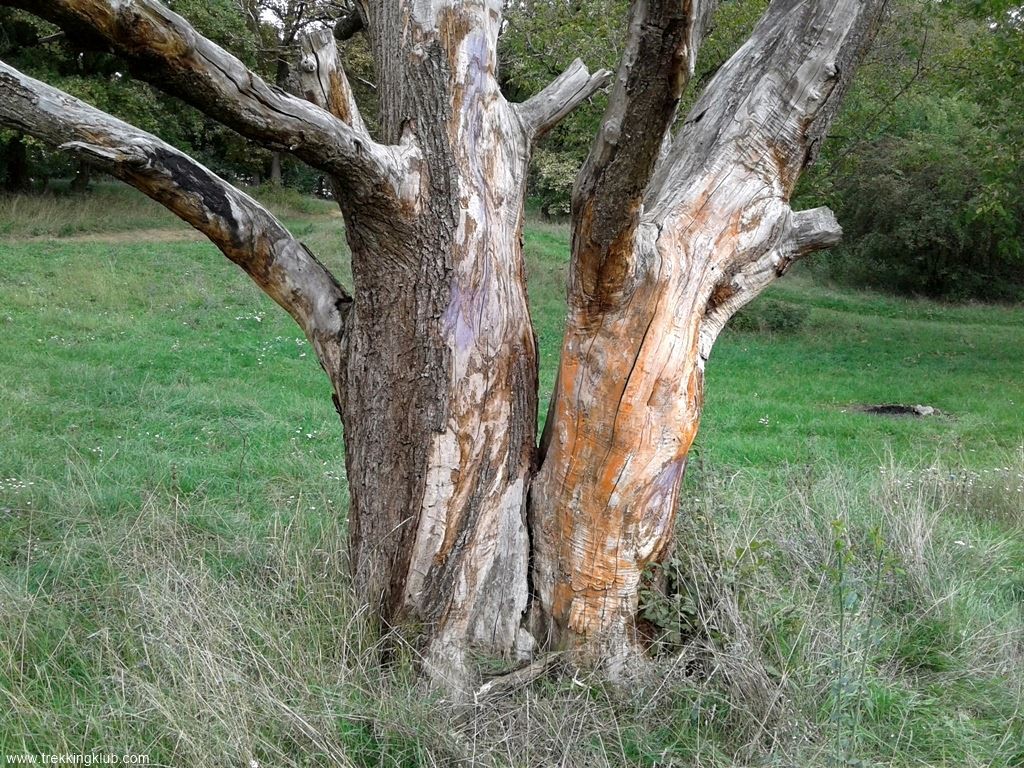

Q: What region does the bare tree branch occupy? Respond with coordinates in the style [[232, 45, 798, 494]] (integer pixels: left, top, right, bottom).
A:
[[0, 59, 351, 373], [650, 0, 887, 216], [698, 206, 842, 360], [790, 206, 843, 255], [570, 0, 718, 304], [298, 26, 367, 135], [644, 0, 886, 357], [516, 58, 612, 141], [3, 0, 400, 193]]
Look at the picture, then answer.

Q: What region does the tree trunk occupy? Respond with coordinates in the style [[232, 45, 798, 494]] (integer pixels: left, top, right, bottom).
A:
[[530, 0, 875, 666], [269, 58, 289, 187], [269, 151, 283, 186], [69, 159, 91, 192], [335, 4, 539, 688], [2, 132, 30, 191]]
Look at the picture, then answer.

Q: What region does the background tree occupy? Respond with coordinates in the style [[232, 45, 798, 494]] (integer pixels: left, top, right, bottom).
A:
[[0, 0, 268, 188], [0, 0, 883, 693], [799, 0, 1024, 299], [239, 0, 348, 186]]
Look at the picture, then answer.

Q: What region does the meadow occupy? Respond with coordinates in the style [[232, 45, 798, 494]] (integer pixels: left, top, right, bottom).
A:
[[1, 185, 1022, 767]]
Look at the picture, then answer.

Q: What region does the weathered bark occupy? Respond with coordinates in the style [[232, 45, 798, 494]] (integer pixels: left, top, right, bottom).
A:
[[530, 0, 882, 666], [330, 4, 540, 686], [296, 8, 600, 688], [2, 0, 885, 694]]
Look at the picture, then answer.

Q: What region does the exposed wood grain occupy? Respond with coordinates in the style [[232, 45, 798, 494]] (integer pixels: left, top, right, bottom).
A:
[[532, 0, 885, 666], [699, 206, 842, 360]]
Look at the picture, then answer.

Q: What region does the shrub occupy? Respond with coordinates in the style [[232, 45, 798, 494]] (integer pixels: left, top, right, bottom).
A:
[[810, 94, 1024, 301]]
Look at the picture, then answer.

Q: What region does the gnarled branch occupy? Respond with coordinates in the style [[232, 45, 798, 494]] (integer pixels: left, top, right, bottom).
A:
[[570, 0, 718, 303], [698, 206, 842, 360], [651, 0, 883, 360], [298, 26, 367, 135], [649, 0, 886, 217], [516, 59, 612, 142], [3, 0, 399, 195], [0, 59, 351, 374], [791, 206, 844, 256]]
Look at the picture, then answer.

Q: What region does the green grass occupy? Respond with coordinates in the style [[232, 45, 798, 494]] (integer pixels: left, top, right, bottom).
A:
[[1, 187, 1022, 767]]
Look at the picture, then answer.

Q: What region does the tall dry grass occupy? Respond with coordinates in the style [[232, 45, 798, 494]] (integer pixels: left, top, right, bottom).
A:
[[2, 453, 1021, 766]]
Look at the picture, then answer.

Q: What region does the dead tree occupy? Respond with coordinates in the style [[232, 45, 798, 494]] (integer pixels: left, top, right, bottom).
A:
[[0, 0, 883, 692]]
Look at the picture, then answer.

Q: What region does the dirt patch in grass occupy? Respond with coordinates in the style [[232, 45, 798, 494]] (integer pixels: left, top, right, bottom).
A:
[[854, 403, 941, 417]]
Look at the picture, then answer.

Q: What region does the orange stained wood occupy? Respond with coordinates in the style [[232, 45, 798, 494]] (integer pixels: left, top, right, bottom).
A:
[[544, 274, 707, 638]]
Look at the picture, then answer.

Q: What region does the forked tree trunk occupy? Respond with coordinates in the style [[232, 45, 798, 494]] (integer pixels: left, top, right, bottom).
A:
[[0, 0, 882, 694], [530, 0, 872, 665]]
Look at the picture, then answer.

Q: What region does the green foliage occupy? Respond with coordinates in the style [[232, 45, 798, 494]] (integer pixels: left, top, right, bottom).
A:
[[800, 0, 1024, 300], [530, 147, 579, 217], [813, 91, 1024, 300], [498, 0, 624, 211], [0, 2, 305, 188]]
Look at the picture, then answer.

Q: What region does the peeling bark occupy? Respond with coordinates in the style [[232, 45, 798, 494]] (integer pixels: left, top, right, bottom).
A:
[[337, 1, 541, 690]]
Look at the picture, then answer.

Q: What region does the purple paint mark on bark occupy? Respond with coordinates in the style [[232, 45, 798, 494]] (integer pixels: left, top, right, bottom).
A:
[[457, 31, 489, 159], [653, 458, 685, 495], [443, 282, 477, 355], [641, 458, 686, 539]]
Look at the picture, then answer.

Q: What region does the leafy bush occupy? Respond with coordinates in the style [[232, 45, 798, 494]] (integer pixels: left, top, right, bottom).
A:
[[529, 148, 580, 218], [816, 95, 1024, 301]]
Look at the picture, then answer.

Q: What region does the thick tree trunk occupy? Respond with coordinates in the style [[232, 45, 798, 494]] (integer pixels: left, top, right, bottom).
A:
[[332, 4, 539, 688], [293, 21, 602, 689], [530, 0, 877, 666]]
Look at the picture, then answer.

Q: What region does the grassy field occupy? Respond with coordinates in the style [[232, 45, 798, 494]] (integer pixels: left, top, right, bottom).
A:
[[1, 185, 1022, 767]]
